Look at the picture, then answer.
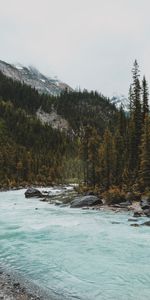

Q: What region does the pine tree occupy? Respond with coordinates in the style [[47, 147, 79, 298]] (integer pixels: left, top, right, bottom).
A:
[[88, 127, 101, 187], [129, 85, 134, 113], [79, 126, 91, 185], [79, 126, 101, 186], [132, 60, 142, 144], [129, 60, 142, 172], [139, 115, 150, 190], [99, 128, 115, 189], [142, 76, 149, 122], [113, 129, 124, 186], [118, 105, 127, 137]]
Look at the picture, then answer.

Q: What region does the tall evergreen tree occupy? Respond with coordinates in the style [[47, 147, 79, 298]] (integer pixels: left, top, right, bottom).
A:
[[129, 60, 142, 172], [79, 126, 101, 186], [129, 85, 134, 113], [142, 76, 149, 122], [99, 128, 115, 189], [113, 129, 124, 186], [139, 115, 150, 190], [79, 126, 91, 185]]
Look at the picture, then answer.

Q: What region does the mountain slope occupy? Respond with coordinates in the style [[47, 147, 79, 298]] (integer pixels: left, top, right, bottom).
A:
[[0, 63, 122, 187], [0, 70, 117, 133], [0, 60, 72, 96]]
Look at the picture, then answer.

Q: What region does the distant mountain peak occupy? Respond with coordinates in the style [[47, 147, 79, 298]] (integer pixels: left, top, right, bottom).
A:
[[0, 60, 72, 96], [110, 93, 129, 111]]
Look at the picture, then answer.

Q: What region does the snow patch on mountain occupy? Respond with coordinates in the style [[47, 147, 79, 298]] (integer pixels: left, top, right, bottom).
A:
[[110, 94, 129, 111], [0, 60, 72, 96]]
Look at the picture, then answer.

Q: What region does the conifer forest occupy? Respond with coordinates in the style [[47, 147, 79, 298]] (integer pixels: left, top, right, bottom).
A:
[[0, 60, 149, 195]]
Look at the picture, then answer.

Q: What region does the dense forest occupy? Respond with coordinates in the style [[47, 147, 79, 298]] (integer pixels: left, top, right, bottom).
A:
[[81, 60, 150, 196], [0, 71, 117, 187], [0, 60, 150, 195]]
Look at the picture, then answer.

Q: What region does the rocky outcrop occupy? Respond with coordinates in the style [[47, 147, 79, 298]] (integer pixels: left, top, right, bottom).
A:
[[70, 195, 101, 208], [140, 195, 150, 217], [143, 209, 150, 217], [140, 195, 150, 208], [133, 210, 144, 217], [36, 108, 69, 131], [25, 188, 43, 198]]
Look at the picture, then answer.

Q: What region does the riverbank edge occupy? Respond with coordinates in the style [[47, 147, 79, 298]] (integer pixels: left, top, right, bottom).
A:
[[1, 185, 145, 216], [0, 264, 64, 300]]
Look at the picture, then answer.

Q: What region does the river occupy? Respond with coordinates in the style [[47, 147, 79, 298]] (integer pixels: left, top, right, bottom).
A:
[[0, 187, 150, 299]]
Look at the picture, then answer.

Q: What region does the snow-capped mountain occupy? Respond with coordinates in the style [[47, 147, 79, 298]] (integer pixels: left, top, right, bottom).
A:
[[0, 60, 72, 96], [110, 94, 129, 111]]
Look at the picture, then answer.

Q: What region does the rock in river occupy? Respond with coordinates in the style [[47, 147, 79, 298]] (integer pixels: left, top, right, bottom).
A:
[[141, 221, 150, 226], [133, 210, 144, 217], [25, 188, 43, 198], [140, 195, 150, 210], [70, 195, 101, 208]]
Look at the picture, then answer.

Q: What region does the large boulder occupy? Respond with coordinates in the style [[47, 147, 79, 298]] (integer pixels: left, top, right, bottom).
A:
[[133, 210, 144, 217], [25, 188, 43, 198], [143, 208, 150, 217], [140, 196, 150, 210], [70, 195, 101, 208], [141, 221, 150, 226]]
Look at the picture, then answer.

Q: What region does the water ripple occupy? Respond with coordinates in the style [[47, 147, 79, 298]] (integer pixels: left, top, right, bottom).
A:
[[0, 189, 150, 299]]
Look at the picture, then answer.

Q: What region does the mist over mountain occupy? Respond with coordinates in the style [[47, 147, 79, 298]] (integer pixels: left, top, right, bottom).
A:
[[0, 60, 72, 96]]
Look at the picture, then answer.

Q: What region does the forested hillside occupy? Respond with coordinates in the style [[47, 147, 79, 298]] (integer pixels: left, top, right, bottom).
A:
[[0, 60, 149, 194], [0, 71, 117, 188]]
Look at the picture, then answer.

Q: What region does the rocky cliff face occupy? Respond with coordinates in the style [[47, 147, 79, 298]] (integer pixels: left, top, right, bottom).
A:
[[36, 108, 69, 131], [0, 60, 72, 96]]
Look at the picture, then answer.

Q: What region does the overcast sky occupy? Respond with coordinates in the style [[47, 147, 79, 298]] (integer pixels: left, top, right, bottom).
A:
[[0, 0, 149, 97]]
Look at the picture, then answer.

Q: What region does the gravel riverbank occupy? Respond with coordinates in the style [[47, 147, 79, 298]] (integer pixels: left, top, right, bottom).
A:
[[0, 271, 39, 300], [0, 267, 59, 300]]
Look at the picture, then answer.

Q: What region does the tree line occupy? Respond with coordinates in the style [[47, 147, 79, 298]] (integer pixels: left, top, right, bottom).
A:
[[0, 71, 118, 187], [80, 60, 150, 193]]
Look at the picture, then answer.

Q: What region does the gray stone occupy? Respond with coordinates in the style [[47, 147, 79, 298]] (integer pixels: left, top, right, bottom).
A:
[[55, 200, 62, 206], [141, 221, 150, 226], [133, 210, 143, 217], [70, 195, 101, 208], [118, 201, 131, 207], [144, 209, 150, 217], [25, 188, 43, 198], [140, 196, 150, 210], [130, 223, 140, 227], [111, 221, 121, 224], [128, 218, 138, 222]]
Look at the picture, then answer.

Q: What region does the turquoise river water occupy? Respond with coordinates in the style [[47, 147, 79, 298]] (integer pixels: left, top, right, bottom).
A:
[[0, 188, 150, 300]]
